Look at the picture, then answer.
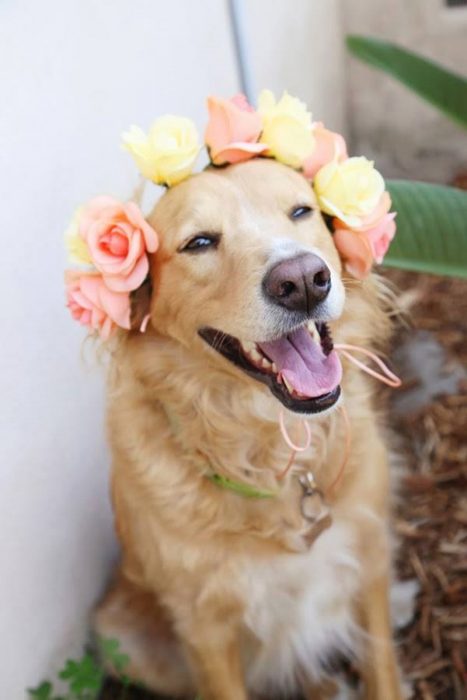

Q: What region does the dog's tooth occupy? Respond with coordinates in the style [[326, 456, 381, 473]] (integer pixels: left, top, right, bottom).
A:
[[242, 342, 262, 363], [261, 357, 272, 369], [283, 377, 294, 393], [272, 362, 277, 373]]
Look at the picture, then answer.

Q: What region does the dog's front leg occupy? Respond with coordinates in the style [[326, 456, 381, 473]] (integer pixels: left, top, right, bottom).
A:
[[183, 620, 247, 700], [359, 574, 403, 700]]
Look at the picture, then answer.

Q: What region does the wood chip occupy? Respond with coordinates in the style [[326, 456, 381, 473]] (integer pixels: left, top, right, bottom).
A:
[[408, 658, 452, 681]]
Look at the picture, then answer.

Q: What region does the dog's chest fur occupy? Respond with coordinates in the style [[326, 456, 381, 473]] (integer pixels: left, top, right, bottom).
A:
[[240, 520, 361, 693]]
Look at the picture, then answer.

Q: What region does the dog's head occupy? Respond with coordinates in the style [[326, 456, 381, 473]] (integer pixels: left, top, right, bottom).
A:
[[139, 158, 346, 414]]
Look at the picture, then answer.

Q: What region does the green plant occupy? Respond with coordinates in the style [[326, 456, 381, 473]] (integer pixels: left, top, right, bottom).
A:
[[346, 35, 467, 278], [384, 180, 467, 277], [28, 638, 131, 700], [346, 36, 467, 128]]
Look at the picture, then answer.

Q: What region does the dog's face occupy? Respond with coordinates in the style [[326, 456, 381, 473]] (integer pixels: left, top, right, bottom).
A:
[[145, 158, 345, 414]]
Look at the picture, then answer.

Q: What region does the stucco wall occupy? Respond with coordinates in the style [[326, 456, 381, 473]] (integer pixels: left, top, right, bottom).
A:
[[246, 0, 346, 133], [0, 1, 238, 697], [341, 0, 467, 182], [0, 1, 345, 697]]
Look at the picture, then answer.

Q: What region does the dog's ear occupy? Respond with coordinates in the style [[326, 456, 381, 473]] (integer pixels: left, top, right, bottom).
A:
[[130, 275, 152, 331]]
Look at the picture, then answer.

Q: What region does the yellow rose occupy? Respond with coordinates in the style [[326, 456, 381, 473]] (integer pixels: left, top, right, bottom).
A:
[[122, 116, 200, 186], [313, 157, 385, 227], [65, 207, 92, 265], [257, 89, 315, 168]]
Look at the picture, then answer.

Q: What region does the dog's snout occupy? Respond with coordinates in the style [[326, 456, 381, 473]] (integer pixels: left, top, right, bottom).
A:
[[263, 253, 331, 314]]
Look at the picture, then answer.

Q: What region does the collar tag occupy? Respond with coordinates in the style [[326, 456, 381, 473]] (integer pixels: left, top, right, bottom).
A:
[[299, 472, 333, 547], [298, 472, 332, 525]]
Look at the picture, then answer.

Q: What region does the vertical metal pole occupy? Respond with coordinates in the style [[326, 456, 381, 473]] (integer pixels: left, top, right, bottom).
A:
[[227, 0, 256, 103]]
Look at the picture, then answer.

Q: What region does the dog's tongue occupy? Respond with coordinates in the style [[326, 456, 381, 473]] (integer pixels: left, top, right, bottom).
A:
[[259, 326, 342, 398]]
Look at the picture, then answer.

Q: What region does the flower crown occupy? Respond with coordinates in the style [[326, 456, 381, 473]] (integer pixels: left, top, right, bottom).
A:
[[65, 89, 396, 339]]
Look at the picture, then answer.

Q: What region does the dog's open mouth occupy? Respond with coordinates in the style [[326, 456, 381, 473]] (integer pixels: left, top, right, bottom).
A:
[[199, 322, 342, 414]]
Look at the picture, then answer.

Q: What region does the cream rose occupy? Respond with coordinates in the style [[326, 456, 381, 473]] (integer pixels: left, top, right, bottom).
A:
[[257, 89, 315, 168], [313, 157, 385, 227], [122, 116, 200, 186]]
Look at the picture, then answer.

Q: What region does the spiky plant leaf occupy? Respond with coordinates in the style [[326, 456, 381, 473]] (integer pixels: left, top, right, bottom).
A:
[[384, 180, 467, 277], [347, 36, 467, 128]]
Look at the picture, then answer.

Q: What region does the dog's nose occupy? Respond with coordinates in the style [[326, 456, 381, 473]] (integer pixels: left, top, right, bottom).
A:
[[263, 253, 331, 313]]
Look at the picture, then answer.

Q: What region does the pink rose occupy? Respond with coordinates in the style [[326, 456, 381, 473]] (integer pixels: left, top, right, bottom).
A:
[[303, 123, 348, 179], [205, 94, 267, 165], [366, 213, 396, 263], [65, 271, 131, 340], [333, 229, 374, 280], [79, 197, 158, 293], [332, 191, 397, 278]]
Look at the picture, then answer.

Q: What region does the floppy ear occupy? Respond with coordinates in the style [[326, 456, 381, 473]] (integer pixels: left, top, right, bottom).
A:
[[130, 275, 152, 331]]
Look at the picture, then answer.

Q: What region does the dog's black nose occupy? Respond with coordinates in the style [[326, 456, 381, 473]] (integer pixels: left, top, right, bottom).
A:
[[263, 253, 331, 313]]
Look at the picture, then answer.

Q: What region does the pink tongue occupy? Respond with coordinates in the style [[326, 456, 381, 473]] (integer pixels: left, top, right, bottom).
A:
[[258, 326, 342, 398]]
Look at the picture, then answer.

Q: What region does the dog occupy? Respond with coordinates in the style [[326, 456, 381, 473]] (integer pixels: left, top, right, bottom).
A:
[[95, 157, 403, 699]]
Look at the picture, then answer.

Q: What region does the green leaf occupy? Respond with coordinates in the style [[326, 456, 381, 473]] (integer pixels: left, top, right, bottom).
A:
[[98, 637, 130, 673], [58, 654, 103, 696], [346, 35, 467, 128], [383, 180, 467, 277], [28, 682, 54, 700]]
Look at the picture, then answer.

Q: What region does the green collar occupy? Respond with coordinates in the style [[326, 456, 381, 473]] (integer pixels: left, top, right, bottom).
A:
[[207, 472, 277, 499], [163, 404, 278, 500]]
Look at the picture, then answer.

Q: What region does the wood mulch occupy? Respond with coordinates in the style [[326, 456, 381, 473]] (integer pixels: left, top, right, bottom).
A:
[[387, 270, 467, 700], [101, 270, 467, 700]]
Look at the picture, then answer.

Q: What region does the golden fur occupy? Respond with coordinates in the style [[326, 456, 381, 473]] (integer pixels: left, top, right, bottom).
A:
[[95, 159, 403, 699]]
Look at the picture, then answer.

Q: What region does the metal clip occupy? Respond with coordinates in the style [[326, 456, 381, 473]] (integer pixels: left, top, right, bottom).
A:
[[298, 471, 330, 523]]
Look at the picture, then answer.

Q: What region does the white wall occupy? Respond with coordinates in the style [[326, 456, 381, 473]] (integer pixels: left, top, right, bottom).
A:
[[244, 0, 346, 133], [0, 1, 345, 697]]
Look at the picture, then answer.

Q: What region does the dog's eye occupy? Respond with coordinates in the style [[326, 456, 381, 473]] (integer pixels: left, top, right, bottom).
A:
[[180, 233, 220, 253], [290, 205, 313, 220]]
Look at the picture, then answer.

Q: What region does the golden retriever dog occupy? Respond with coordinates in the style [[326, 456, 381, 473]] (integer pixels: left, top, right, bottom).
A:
[[95, 158, 403, 699]]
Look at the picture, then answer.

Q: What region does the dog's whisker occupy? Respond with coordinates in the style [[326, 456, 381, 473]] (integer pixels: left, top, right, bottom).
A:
[[211, 330, 228, 353]]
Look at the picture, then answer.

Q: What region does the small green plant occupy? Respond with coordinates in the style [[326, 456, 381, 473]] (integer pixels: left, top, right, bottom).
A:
[[28, 637, 131, 700]]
